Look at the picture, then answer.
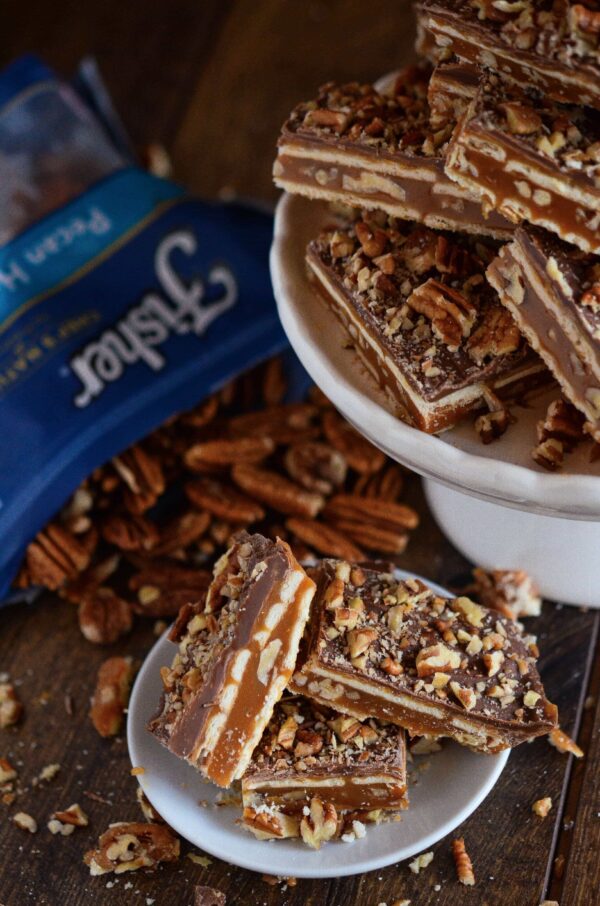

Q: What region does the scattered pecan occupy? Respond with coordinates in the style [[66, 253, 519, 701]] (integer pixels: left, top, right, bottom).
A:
[[195, 887, 226, 906], [242, 806, 297, 839], [101, 513, 159, 552], [581, 282, 600, 311], [26, 523, 91, 590], [129, 562, 210, 617], [470, 567, 541, 619], [84, 821, 180, 875], [322, 411, 385, 474], [466, 307, 521, 365], [355, 220, 388, 258], [13, 812, 37, 833], [452, 837, 475, 886], [475, 408, 511, 444], [232, 464, 324, 517], [532, 437, 564, 471], [89, 656, 137, 737], [186, 477, 265, 523], [0, 683, 23, 728], [112, 444, 165, 514], [184, 437, 274, 470], [299, 797, 338, 849], [51, 803, 89, 827], [570, 3, 600, 41], [78, 588, 133, 644], [537, 398, 585, 453], [285, 517, 364, 561], [548, 728, 584, 758], [0, 758, 17, 785], [284, 441, 347, 494], [532, 797, 552, 817], [407, 278, 477, 348]]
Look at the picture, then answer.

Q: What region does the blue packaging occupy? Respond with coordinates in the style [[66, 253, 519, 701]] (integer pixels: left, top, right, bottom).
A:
[[0, 56, 288, 599]]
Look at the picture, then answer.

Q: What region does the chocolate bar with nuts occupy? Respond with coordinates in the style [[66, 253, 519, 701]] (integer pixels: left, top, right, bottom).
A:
[[274, 64, 511, 238], [416, 0, 600, 111], [148, 532, 315, 787], [487, 225, 600, 442], [241, 694, 407, 842], [445, 73, 600, 254], [289, 560, 558, 754], [306, 213, 548, 433]]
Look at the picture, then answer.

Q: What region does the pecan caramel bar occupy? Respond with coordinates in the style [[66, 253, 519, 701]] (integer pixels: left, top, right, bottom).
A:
[[417, 0, 600, 111], [289, 560, 558, 754], [487, 225, 600, 441], [148, 532, 315, 787], [307, 213, 548, 433], [445, 73, 600, 254], [241, 694, 407, 841], [274, 64, 511, 238]]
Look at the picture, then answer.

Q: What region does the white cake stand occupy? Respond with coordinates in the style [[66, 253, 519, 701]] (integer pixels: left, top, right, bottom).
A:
[[271, 195, 600, 607]]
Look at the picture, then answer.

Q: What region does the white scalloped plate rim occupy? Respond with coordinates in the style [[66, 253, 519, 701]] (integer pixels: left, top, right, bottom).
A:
[[270, 192, 600, 519], [127, 570, 509, 880]]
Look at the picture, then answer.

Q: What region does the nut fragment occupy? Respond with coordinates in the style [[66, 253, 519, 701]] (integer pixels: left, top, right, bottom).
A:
[[548, 728, 584, 758], [532, 437, 564, 471], [470, 568, 541, 619], [84, 821, 180, 875], [466, 306, 521, 365], [407, 278, 477, 348], [532, 797, 552, 817], [90, 656, 137, 737], [13, 812, 37, 833], [299, 797, 338, 849], [78, 588, 133, 645], [51, 803, 89, 827], [347, 628, 378, 659], [416, 643, 461, 677], [195, 886, 226, 906], [0, 683, 23, 728], [452, 837, 475, 886]]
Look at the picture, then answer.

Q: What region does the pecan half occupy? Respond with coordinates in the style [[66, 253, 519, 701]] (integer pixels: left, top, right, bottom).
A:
[[354, 463, 404, 500], [26, 523, 91, 590], [84, 821, 180, 875], [101, 513, 159, 552], [229, 403, 319, 444], [184, 437, 274, 470], [407, 279, 478, 348], [323, 494, 419, 530], [89, 656, 137, 737], [232, 464, 324, 517], [51, 803, 89, 827], [112, 445, 165, 514], [466, 306, 521, 365], [150, 510, 210, 557], [78, 588, 133, 644], [322, 411, 385, 474], [300, 798, 338, 849], [286, 518, 364, 561], [328, 519, 409, 554], [284, 441, 347, 494], [186, 477, 265, 523]]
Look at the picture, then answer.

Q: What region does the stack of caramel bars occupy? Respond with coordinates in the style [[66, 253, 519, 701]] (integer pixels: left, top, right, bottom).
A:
[[273, 1, 600, 445], [149, 531, 557, 848]]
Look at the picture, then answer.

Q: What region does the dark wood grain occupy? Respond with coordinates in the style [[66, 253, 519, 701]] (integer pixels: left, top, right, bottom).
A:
[[1, 2, 598, 904]]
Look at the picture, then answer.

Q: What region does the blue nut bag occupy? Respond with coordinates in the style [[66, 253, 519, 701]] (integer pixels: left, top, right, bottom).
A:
[[0, 56, 287, 599]]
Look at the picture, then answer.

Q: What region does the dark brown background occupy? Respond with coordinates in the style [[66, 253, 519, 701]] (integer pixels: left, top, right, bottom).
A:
[[1, 2, 599, 905]]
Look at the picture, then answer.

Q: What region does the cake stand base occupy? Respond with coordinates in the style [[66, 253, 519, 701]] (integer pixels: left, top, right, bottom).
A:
[[424, 479, 600, 608]]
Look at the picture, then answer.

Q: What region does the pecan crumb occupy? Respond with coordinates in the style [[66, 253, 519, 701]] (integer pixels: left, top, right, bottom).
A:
[[452, 837, 475, 885], [13, 812, 37, 833], [0, 683, 23, 728], [532, 797, 552, 817], [548, 728, 584, 758], [409, 850, 434, 874]]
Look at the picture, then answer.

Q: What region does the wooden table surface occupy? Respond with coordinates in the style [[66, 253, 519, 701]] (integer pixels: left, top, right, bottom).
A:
[[1, 3, 599, 905]]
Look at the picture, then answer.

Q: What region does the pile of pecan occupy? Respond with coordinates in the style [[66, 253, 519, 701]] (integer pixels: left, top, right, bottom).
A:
[[13, 356, 419, 645]]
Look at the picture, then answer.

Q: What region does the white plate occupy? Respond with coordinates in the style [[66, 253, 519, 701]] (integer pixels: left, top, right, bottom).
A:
[[270, 193, 600, 520], [127, 570, 509, 879]]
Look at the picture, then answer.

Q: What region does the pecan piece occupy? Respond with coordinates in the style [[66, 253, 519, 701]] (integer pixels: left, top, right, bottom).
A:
[[498, 102, 542, 135], [299, 798, 338, 849], [470, 567, 541, 619], [0, 683, 23, 728], [243, 807, 298, 839], [89, 656, 137, 737], [184, 436, 274, 470], [60, 554, 121, 605], [327, 519, 409, 555], [284, 441, 347, 495], [150, 510, 210, 557], [51, 803, 89, 827], [101, 513, 159, 552], [181, 394, 219, 428], [355, 220, 388, 258], [230, 403, 320, 445], [84, 821, 180, 875], [354, 463, 404, 500], [407, 278, 478, 348], [285, 518, 364, 561], [322, 411, 385, 474], [232, 464, 324, 517], [548, 728, 584, 758], [137, 787, 165, 823], [452, 837, 475, 886], [186, 477, 265, 523], [416, 643, 461, 677], [78, 588, 133, 644], [532, 437, 564, 471], [466, 307, 521, 365], [26, 523, 91, 590], [323, 494, 419, 531], [537, 398, 585, 452], [475, 408, 511, 444], [112, 445, 165, 514]]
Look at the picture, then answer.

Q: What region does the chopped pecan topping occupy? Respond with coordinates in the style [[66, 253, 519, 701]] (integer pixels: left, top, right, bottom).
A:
[[466, 306, 521, 365], [285, 517, 364, 561], [548, 727, 584, 758], [407, 279, 478, 348]]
